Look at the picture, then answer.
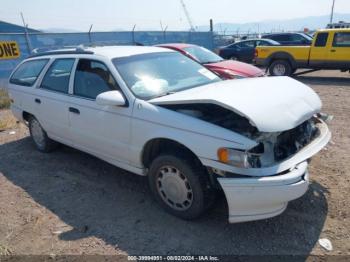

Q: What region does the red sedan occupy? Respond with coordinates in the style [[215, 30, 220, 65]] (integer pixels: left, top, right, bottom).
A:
[[156, 43, 264, 79]]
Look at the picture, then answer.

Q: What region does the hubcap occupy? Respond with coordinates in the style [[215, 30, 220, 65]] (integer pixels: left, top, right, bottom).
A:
[[156, 165, 193, 211], [31, 119, 45, 148], [273, 64, 286, 76]]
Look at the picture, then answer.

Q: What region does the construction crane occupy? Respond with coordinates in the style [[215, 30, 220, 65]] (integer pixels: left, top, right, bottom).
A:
[[179, 0, 195, 31]]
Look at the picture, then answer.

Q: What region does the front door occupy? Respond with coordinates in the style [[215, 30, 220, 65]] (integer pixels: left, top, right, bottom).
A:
[[67, 58, 132, 164]]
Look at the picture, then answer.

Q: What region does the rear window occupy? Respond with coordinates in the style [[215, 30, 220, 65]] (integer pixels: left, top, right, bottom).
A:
[[333, 32, 350, 47], [10, 59, 49, 86]]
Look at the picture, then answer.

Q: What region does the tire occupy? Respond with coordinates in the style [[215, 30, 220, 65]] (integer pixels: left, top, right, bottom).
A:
[[269, 60, 292, 76], [148, 154, 215, 220], [229, 55, 239, 61], [28, 116, 58, 152]]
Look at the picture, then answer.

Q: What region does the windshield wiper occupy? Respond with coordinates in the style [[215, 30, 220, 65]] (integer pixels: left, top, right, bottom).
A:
[[202, 60, 224, 64], [152, 91, 177, 99]]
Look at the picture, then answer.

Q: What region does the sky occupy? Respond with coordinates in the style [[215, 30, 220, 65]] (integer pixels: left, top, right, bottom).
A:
[[1, 0, 350, 31]]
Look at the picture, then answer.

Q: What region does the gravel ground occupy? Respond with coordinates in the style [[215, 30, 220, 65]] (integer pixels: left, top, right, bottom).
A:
[[0, 70, 349, 258]]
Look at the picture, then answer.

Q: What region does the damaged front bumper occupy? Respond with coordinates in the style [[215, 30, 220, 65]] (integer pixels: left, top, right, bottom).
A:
[[218, 161, 309, 223], [203, 119, 331, 223]]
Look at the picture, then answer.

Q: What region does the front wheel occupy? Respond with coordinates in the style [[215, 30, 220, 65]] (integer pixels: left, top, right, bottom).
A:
[[148, 154, 215, 220], [28, 116, 58, 152], [269, 60, 292, 76]]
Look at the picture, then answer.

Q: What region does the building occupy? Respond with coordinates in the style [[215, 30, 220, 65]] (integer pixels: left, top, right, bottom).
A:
[[327, 21, 350, 29], [0, 20, 40, 33]]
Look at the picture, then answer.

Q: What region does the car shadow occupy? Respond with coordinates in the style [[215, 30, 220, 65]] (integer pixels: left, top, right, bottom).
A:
[[0, 137, 328, 256], [294, 75, 350, 87]]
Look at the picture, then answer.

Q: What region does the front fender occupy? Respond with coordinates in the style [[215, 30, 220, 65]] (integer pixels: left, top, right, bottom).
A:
[[129, 100, 257, 168]]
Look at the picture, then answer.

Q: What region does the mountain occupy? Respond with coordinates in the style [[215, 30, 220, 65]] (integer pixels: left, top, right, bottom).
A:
[[197, 13, 350, 33], [40, 28, 80, 33]]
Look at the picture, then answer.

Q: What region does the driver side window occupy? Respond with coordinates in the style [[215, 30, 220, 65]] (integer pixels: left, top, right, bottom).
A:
[[74, 59, 119, 99]]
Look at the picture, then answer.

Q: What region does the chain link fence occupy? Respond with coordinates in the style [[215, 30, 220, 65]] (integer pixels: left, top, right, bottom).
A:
[[0, 31, 215, 87]]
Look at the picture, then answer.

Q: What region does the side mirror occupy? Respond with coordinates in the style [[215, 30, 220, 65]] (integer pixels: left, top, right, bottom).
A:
[[96, 90, 126, 106]]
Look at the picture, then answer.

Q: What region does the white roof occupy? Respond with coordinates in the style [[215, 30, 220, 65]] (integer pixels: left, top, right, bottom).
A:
[[86, 45, 173, 58]]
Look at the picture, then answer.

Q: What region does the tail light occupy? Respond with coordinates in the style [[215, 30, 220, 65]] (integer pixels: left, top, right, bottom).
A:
[[254, 49, 258, 58]]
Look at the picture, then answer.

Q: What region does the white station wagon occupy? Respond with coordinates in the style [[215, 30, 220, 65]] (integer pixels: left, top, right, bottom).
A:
[[7, 46, 331, 223]]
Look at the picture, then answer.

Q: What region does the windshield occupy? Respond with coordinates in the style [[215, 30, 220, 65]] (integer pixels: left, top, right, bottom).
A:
[[113, 52, 221, 100], [301, 33, 313, 41], [183, 46, 224, 64]]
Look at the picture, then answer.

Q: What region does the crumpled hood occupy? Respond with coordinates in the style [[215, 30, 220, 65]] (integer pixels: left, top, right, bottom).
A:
[[149, 77, 322, 132]]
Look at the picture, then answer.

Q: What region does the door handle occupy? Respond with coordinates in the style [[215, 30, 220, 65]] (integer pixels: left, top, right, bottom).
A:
[[69, 107, 80, 114], [330, 49, 336, 52], [35, 98, 41, 104]]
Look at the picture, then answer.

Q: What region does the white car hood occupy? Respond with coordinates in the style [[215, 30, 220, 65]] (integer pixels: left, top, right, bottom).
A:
[[149, 76, 322, 132]]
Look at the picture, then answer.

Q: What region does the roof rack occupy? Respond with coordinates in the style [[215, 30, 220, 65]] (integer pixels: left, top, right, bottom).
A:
[[28, 47, 94, 58], [27, 41, 144, 58]]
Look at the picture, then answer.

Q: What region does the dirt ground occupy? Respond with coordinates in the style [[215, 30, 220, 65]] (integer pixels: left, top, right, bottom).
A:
[[0, 70, 349, 258]]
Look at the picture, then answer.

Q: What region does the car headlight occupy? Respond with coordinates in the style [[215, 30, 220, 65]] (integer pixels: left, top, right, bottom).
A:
[[217, 148, 261, 168]]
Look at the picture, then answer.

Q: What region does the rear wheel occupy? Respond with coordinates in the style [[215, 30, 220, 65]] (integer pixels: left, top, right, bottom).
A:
[[28, 116, 58, 152], [269, 60, 292, 76], [148, 154, 215, 220]]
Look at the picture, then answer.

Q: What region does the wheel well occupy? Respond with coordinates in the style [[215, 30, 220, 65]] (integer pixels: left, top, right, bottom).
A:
[[142, 138, 201, 169], [267, 52, 296, 68], [22, 111, 33, 122]]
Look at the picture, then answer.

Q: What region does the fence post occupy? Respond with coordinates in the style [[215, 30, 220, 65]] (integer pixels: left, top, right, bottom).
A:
[[20, 12, 32, 54], [163, 26, 168, 43], [88, 24, 93, 44], [132, 25, 136, 44]]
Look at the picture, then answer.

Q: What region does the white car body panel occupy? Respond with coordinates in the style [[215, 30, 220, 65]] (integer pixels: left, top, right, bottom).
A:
[[150, 76, 322, 132], [219, 162, 309, 223], [7, 46, 331, 223]]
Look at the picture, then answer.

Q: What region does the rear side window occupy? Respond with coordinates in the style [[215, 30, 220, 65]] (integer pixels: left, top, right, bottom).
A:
[[314, 33, 329, 47], [40, 58, 75, 94], [10, 59, 48, 86], [333, 32, 350, 47], [74, 59, 118, 99], [237, 41, 255, 48]]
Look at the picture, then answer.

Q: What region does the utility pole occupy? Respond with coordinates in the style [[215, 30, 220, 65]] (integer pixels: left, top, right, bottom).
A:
[[330, 0, 336, 24]]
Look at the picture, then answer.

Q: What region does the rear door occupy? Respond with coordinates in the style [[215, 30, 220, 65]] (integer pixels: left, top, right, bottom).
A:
[[328, 31, 350, 68], [36, 58, 75, 145], [67, 58, 132, 164], [8, 58, 50, 120]]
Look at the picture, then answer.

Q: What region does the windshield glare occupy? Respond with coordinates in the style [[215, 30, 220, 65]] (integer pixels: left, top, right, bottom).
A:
[[113, 52, 221, 100], [183, 46, 224, 64]]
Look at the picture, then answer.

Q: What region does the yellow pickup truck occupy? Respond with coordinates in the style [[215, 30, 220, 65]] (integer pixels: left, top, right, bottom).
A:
[[255, 28, 350, 76]]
